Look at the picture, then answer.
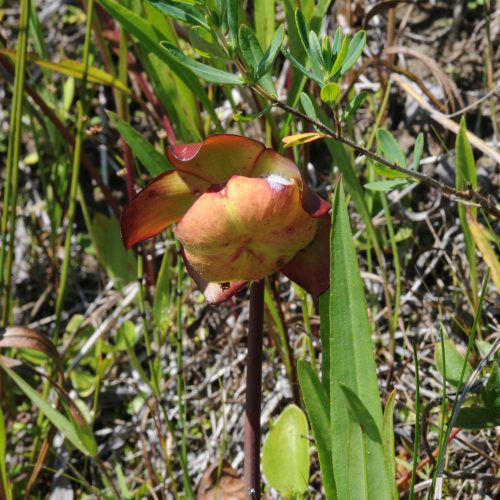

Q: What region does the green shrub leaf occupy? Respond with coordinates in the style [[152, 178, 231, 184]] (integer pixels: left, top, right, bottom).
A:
[[340, 31, 366, 75]]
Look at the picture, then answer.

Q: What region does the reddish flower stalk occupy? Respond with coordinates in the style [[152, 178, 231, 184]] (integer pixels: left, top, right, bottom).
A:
[[244, 280, 265, 496]]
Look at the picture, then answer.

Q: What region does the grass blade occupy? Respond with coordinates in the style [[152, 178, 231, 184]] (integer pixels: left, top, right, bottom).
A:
[[0, 362, 96, 456], [161, 41, 243, 85], [254, 0, 275, 48], [456, 117, 478, 300], [107, 111, 172, 176]]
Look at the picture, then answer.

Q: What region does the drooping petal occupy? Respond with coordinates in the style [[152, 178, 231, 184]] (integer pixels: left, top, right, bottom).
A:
[[167, 134, 266, 184], [174, 175, 318, 283], [182, 249, 247, 304], [280, 213, 331, 299], [121, 170, 209, 248], [301, 183, 331, 217]]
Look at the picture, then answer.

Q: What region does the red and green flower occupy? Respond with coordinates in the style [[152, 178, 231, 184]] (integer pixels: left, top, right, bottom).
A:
[[121, 134, 330, 303]]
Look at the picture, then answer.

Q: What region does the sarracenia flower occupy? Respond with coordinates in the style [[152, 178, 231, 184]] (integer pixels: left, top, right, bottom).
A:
[[121, 134, 331, 304]]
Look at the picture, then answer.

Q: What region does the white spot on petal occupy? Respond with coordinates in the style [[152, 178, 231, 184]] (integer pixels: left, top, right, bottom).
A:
[[265, 174, 293, 192]]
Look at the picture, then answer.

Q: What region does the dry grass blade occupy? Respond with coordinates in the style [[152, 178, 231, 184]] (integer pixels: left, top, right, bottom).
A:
[[0, 326, 63, 381], [392, 74, 500, 164], [385, 46, 463, 111], [362, 1, 414, 29], [466, 209, 500, 291]]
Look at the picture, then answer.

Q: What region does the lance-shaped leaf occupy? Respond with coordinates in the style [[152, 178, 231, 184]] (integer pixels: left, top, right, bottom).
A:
[[160, 42, 244, 85], [298, 360, 336, 499], [329, 183, 395, 499], [107, 111, 172, 177]]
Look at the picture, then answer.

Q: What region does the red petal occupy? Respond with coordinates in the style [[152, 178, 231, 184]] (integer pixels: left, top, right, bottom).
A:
[[280, 213, 331, 299], [120, 170, 209, 248], [182, 249, 247, 304], [167, 134, 266, 184], [301, 183, 331, 218], [169, 143, 202, 161]]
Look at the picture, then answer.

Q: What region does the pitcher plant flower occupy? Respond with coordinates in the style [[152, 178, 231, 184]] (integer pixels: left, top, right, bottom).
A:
[[120, 134, 331, 303]]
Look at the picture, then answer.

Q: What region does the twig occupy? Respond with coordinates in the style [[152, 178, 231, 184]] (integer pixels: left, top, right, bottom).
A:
[[252, 86, 500, 219]]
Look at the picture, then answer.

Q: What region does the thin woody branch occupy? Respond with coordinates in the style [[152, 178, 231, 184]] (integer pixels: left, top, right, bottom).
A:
[[254, 86, 500, 219]]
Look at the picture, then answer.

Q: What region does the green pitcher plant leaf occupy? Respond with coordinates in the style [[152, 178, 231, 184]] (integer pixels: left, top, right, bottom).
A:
[[262, 404, 310, 497]]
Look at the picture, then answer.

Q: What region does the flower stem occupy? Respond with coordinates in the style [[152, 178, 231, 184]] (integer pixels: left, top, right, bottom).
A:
[[244, 279, 265, 497]]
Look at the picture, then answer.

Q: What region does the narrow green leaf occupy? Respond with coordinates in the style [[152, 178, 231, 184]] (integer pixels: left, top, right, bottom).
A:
[[316, 104, 383, 264], [282, 48, 324, 86], [456, 116, 477, 298], [239, 25, 276, 95], [233, 104, 274, 122], [255, 0, 275, 48], [308, 31, 325, 68], [329, 34, 349, 78], [322, 35, 333, 69], [298, 360, 336, 499], [98, 0, 220, 127], [332, 27, 342, 53], [412, 133, 424, 171], [300, 92, 317, 120], [226, 0, 239, 52], [0, 404, 10, 500], [341, 91, 368, 120], [382, 390, 397, 494], [434, 339, 473, 387], [295, 8, 309, 51], [107, 111, 172, 177], [146, 0, 209, 29], [455, 407, 500, 429], [153, 251, 172, 330], [330, 183, 395, 500], [0, 362, 97, 456], [320, 82, 340, 104], [160, 41, 243, 84], [115, 462, 132, 499], [377, 128, 407, 167], [482, 365, 500, 411], [364, 179, 413, 192], [0, 49, 130, 94], [256, 24, 284, 79], [89, 213, 137, 289], [262, 404, 310, 497], [189, 25, 228, 59], [339, 384, 383, 442], [340, 31, 366, 75], [319, 292, 330, 392]]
